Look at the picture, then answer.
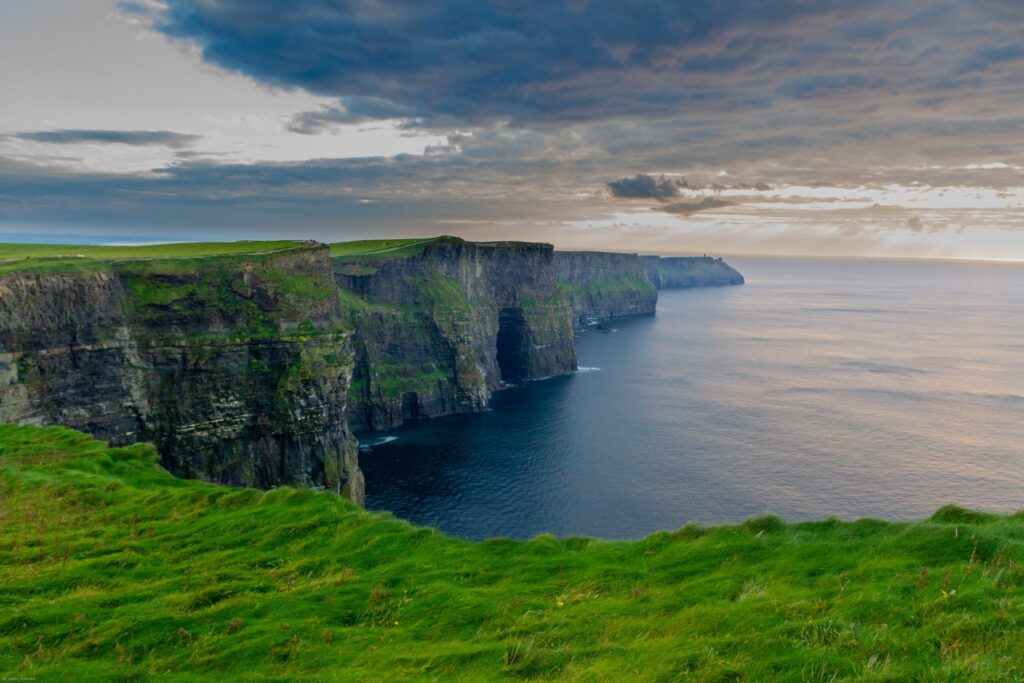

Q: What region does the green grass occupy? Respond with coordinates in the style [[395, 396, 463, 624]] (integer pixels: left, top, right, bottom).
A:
[[329, 238, 438, 258], [3, 425, 1024, 681], [0, 241, 304, 262], [0, 241, 308, 276]]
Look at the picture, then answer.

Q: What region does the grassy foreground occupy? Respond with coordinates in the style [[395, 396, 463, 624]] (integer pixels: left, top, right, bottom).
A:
[[1, 426, 1023, 681]]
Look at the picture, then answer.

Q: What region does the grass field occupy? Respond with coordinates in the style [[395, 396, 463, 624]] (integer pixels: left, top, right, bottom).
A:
[[2, 424, 1023, 680], [0, 238, 448, 275], [0, 241, 310, 276], [0, 239, 442, 275], [0, 241, 305, 261]]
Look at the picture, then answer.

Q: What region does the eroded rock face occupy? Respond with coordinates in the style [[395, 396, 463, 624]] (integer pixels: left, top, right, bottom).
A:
[[335, 238, 576, 430], [0, 245, 363, 503], [554, 251, 659, 326]]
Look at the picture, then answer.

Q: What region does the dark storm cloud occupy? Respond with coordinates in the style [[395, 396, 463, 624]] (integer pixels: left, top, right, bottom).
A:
[[13, 129, 200, 148], [131, 0, 875, 126], [133, 1, 1023, 132], [115, 0, 1024, 209]]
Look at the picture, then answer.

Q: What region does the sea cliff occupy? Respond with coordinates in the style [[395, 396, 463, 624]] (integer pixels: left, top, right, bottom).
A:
[[0, 237, 743, 497], [334, 237, 576, 430], [555, 250, 659, 325], [0, 244, 363, 501]]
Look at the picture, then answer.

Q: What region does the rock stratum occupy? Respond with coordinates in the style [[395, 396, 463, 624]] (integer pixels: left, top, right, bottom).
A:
[[0, 237, 743, 500]]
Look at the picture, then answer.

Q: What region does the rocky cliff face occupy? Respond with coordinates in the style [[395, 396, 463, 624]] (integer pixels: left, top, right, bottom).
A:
[[641, 255, 745, 288], [335, 237, 576, 430], [554, 251, 659, 326], [0, 245, 363, 502]]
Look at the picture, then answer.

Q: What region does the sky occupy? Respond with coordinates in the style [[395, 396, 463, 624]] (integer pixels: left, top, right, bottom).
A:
[[1, 1, 1023, 258]]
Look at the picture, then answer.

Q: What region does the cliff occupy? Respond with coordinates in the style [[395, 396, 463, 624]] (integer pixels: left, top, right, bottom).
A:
[[334, 237, 576, 430], [641, 255, 745, 288], [0, 238, 744, 495], [0, 244, 363, 502], [554, 251, 658, 325], [337, 243, 743, 430]]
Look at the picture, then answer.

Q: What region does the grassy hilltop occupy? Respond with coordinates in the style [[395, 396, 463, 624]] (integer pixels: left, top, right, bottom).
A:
[[2, 425, 1023, 681]]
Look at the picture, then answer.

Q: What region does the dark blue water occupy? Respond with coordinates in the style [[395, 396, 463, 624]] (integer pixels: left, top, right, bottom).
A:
[[359, 257, 1024, 540]]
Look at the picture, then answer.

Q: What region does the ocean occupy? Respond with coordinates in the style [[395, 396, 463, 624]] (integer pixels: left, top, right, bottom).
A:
[[358, 256, 1024, 540]]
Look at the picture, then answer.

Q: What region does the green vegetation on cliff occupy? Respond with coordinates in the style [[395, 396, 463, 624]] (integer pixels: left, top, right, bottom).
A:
[[2, 424, 1023, 681], [413, 272, 472, 314], [111, 248, 336, 338]]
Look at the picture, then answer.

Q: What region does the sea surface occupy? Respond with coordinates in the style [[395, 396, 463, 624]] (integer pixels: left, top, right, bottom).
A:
[[358, 257, 1024, 540]]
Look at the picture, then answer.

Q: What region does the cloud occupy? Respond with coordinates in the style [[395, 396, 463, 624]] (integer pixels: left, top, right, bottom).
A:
[[288, 99, 419, 133], [113, 2, 918, 126], [905, 215, 946, 234], [608, 174, 682, 200], [13, 129, 200, 149], [607, 175, 772, 200], [119, 1, 1024, 199], [776, 74, 888, 100], [658, 197, 734, 215], [1, 1, 1021, 259], [957, 42, 1024, 73], [131, 2, 1022, 132], [2, 152, 1022, 259]]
